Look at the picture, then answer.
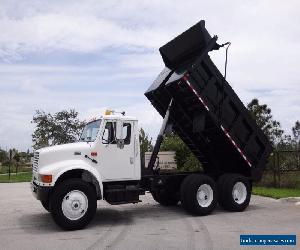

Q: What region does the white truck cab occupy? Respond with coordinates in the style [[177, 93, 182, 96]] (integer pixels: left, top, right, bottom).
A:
[[31, 111, 141, 230]]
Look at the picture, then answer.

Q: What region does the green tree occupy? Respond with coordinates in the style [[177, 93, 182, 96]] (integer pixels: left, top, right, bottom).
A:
[[139, 128, 153, 168], [32, 109, 85, 149], [292, 121, 300, 147], [276, 134, 293, 150], [0, 149, 8, 163], [13, 153, 20, 163], [161, 133, 201, 171], [247, 98, 284, 145], [14, 151, 30, 164]]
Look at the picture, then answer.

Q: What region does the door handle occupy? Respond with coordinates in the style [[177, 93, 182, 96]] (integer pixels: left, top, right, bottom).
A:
[[130, 157, 134, 164]]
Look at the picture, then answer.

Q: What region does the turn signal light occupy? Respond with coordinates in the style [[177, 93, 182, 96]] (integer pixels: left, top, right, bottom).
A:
[[40, 174, 52, 183], [91, 152, 97, 157]]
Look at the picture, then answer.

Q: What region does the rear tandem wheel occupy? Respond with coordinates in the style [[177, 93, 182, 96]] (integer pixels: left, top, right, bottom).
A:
[[180, 174, 218, 215]]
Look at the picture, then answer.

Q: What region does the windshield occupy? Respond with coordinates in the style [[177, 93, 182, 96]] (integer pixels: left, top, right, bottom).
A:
[[79, 119, 101, 142]]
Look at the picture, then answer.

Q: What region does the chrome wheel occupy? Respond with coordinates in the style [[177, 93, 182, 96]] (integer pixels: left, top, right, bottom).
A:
[[62, 190, 88, 221], [232, 182, 247, 204], [196, 184, 213, 207]]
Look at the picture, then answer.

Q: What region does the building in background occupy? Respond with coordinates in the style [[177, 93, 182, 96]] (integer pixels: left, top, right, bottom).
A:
[[145, 151, 177, 171]]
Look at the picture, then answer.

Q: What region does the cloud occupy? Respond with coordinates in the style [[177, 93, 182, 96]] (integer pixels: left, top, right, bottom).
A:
[[0, 0, 299, 151], [0, 7, 170, 61]]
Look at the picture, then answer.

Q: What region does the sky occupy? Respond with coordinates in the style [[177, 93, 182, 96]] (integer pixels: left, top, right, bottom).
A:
[[0, 0, 299, 151]]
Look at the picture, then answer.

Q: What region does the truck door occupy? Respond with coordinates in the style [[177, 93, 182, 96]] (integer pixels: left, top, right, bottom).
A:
[[99, 120, 135, 181]]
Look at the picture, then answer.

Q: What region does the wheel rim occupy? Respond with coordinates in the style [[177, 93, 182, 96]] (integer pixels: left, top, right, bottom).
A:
[[196, 184, 213, 207], [232, 182, 247, 204], [62, 190, 88, 221]]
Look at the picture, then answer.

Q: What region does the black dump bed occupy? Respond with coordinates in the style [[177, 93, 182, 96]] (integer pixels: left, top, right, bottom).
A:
[[145, 21, 272, 181]]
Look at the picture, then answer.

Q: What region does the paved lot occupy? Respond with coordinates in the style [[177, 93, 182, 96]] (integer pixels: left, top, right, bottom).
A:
[[0, 183, 299, 250]]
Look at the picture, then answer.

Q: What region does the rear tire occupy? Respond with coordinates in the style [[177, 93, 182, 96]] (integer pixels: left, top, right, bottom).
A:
[[180, 174, 198, 209], [151, 189, 179, 206], [217, 174, 251, 212], [181, 174, 217, 215], [50, 178, 97, 230]]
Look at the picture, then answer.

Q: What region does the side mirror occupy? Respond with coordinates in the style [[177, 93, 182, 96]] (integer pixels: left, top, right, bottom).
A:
[[102, 129, 109, 144], [86, 129, 92, 140], [115, 121, 123, 140], [116, 121, 125, 149], [117, 139, 124, 149]]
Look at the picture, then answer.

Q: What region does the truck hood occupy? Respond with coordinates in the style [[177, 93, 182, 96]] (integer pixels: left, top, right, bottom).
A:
[[36, 142, 92, 171], [38, 142, 91, 154]]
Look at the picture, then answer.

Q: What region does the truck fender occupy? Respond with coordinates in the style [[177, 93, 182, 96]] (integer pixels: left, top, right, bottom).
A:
[[53, 164, 103, 199]]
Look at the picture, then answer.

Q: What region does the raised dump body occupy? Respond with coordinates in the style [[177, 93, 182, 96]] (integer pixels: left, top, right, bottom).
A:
[[145, 21, 272, 181]]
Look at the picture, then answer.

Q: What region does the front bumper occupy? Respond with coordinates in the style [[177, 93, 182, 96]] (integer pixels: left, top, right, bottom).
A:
[[31, 181, 52, 201]]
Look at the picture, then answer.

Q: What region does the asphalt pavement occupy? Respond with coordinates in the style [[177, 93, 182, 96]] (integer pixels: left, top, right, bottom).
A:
[[0, 183, 299, 250]]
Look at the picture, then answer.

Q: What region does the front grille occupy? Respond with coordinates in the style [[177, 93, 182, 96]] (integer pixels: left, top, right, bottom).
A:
[[32, 152, 39, 172]]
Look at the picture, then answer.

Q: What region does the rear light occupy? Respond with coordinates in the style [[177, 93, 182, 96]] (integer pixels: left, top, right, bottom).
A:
[[40, 174, 52, 183]]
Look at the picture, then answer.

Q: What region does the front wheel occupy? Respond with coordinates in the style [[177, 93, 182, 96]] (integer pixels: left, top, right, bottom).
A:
[[41, 199, 50, 212], [50, 178, 97, 230]]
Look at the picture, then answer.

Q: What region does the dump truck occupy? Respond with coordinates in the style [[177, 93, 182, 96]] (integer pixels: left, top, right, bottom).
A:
[[31, 20, 272, 230]]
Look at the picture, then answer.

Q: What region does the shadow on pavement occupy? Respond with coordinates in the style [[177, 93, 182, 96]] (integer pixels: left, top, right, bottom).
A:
[[18, 201, 263, 233]]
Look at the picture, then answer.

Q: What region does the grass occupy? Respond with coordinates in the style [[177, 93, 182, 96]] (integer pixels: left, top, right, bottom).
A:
[[253, 186, 300, 199], [0, 172, 32, 183]]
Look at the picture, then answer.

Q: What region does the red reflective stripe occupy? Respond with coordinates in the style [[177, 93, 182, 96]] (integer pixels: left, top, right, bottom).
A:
[[183, 76, 210, 111], [221, 125, 252, 167], [183, 75, 251, 167]]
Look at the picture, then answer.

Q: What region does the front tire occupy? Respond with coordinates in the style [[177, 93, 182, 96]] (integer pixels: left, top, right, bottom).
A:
[[41, 199, 50, 212], [50, 178, 97, 230], [217, 174, 251, 212], [181, 174, 217, 215]]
